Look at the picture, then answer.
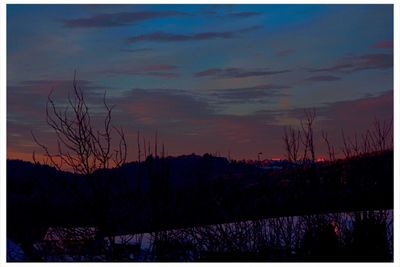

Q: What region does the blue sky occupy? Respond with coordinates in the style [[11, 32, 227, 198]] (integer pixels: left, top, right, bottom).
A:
[[7, 4, 393, 161]]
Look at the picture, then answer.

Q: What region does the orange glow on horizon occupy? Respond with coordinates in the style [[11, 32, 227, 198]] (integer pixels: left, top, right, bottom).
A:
[[7, 149, 36, 162]]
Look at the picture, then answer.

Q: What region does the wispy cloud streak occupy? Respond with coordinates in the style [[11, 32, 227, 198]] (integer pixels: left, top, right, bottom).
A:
[[310, 53, 393, 73], [194, 67, 291, 79], [96, 64, 180, 78], [126, 26, 262, 43], [211, 84, 290, 102], [305, 75, 341, 82], [64, 10, 187, 28], [371, 40, 393, 49]]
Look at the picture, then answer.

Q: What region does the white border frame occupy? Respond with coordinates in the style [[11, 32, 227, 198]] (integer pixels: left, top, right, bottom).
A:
[[1, 1, 398, 266]]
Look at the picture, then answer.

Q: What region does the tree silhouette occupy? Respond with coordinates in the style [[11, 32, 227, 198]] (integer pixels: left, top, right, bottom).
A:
[[283, 126, 301, 163], [283, 108, 316, 164], [300, 108, 316, 163], [31, 73, 127, 174], [341, 118, 393, 159], [321, 131, 335, 161]]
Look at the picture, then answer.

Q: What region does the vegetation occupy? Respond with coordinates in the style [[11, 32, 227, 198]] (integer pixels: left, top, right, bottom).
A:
[[31, 72, 127, 174]]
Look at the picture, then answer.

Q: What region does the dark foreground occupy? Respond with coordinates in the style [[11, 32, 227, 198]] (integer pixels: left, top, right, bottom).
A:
[[7, 150, 393, 261]]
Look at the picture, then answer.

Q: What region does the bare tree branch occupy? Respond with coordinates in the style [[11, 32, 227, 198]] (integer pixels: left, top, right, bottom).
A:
[[31, 74, 127, 174]]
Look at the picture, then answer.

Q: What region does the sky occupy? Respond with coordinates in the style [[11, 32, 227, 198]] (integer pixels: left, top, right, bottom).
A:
[[7, 4, 393, 162]]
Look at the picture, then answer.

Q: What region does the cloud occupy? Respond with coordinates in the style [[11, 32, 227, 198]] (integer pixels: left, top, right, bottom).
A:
[[310, 53, 393, 73], [211, 84, 290, 102], [64, 11, 187, 28], [96, 64, 180, 78], [9, 79, 102, 98], [7, 79, 107, 124], [201, 10, 262, 18], [112, 88, 214, 126], [315, 91, 393, 154], [254, 90, 393, 127], [275, 49, 295, 57], [107, 88, 285, 158], [371, 40, 393, 49], [226, 12, 263, 18], [126, 25, 262, 44], [194, 67, 291, 79], [7, 78, 108, 159], [141, 64, 177, 71], [322, 90, 393, 122], [119, 48, 153, 53], [305, 75, 341, 82]]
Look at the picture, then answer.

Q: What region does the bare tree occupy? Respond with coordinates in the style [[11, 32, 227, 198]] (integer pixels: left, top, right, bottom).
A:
[[361, 130, 372, 154], [341, 130, 364, 158], [137, 130, 141, 163], [155, 130, 158, 158], [283, 126, 301, 163], [29, 74, 129, 259], [341, 128, 354, 159], [148, 140, 151, 157], [282, 109, 316, 164], [143, 136, 147, 159], [341, 132, 360, 158], [370, 118, 392, 152], [321, 131, 335, 161], [341, 118, 393, 159], [300, 109, 316, 163], [31, 74, 127, 174]]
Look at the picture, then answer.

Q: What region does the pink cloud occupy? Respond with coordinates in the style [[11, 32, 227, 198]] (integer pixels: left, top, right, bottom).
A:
[[275, 48, 295, 57], [372, 40, 393, 49], [310, 53, 393, 73], [96, 64, 180, 78]]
